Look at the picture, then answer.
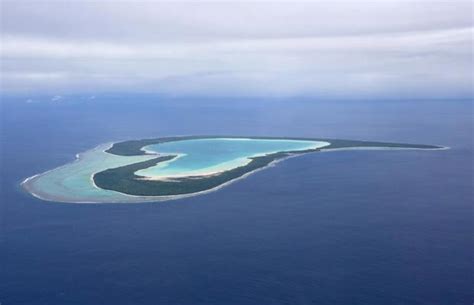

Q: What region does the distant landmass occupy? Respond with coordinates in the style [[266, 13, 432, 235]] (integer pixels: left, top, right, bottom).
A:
[[22, 136, 444, 203]]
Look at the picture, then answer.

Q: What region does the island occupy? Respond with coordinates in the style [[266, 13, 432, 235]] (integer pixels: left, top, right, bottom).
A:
[[21, 136, 445, 203]]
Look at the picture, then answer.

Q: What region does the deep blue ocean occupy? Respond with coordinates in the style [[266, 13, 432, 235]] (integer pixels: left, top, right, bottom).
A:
[[1, 96, 472, 305]]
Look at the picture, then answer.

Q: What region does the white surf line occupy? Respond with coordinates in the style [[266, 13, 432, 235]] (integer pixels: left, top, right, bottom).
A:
[[320, 145, 450, 153], [20, 174, 52, 202], [21, 142, 161, 204], [20, 143, 117, 204], [21, 142, 114, 187]]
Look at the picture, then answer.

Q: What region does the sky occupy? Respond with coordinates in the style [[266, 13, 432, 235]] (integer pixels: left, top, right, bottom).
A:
[[1, 0, 473, 99]]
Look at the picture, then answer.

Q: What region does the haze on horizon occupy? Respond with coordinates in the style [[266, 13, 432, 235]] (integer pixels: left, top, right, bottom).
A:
[[1, 0, 473, 99]]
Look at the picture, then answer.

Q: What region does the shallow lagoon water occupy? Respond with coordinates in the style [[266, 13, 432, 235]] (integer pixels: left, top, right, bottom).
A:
[[22, 144, 156, 203], [23, 138, 328, 203], [138, 138, 328, 178]]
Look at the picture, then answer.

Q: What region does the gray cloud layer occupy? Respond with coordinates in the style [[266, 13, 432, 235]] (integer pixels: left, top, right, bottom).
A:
[[1, 0, 473, 98]]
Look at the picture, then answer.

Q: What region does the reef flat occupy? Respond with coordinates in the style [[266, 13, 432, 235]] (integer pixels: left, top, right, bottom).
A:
[[21, 136, 444, 203]]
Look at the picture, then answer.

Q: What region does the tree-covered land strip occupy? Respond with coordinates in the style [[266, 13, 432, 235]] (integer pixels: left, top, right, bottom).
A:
[[106, 136, 441, 156], [97, 136, 442, 197], [94, 151, 294, 196]]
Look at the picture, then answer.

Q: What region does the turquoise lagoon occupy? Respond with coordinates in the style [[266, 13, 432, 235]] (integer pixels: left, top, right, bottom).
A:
[[137, 138, 329, 179], [22, 138, 329, 203]]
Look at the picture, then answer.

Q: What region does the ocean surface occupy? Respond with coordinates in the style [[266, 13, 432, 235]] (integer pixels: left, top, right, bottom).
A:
[[0, 96, 472, 305]]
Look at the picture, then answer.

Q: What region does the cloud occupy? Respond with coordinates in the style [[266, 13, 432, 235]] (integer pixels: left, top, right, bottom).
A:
[[3, 1, 472, 43], [1, 0, 472, 98], [2, 27, 471, 59], [51, 95, 63, 102]]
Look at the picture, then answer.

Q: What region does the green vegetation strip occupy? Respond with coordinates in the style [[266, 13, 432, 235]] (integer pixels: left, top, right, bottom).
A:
[[96, 136, 441, 197], [94, 151, 296, 196], [106, 136, 440, 156]]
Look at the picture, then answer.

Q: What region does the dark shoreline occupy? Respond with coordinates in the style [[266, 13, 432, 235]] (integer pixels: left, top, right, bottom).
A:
[[106, 135, 441, 156], [95, 136, 443, 197]]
